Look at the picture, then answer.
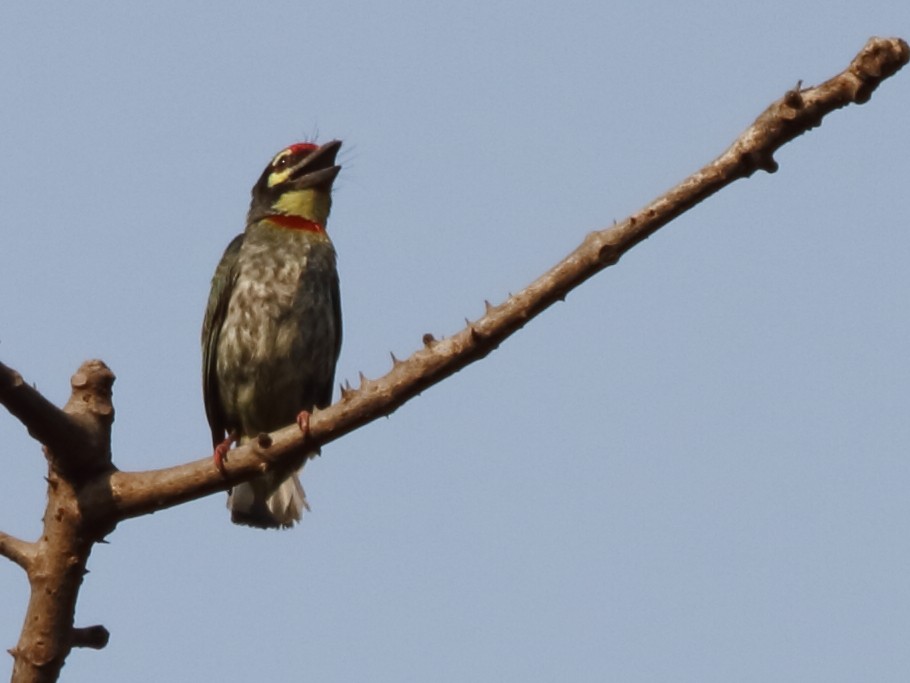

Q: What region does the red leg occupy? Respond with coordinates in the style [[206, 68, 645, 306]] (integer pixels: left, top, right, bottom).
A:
[[213, 432, 236, 474], [296, 410, 311, 440]]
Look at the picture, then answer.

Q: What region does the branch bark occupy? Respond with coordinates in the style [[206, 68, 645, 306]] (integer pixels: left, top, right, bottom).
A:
[[0, 364, 79, 462], [0, 361, 115, 479], [5, 361, 115, 683], [0, 36, 907, 683]]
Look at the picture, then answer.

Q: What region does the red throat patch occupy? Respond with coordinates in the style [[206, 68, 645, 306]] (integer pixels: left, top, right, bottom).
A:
[[263, 214, 325, 233]]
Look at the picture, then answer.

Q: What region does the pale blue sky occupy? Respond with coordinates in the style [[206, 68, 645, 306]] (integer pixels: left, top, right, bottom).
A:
[[1, 2, 909, 681]]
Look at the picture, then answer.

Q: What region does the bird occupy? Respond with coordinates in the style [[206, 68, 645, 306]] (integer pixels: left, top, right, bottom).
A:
[[201, 139, 343, 529]]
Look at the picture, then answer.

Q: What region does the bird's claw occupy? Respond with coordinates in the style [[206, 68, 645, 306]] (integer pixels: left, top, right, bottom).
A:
[[213, 433, 236, 474], [296, 410, 311, 440]]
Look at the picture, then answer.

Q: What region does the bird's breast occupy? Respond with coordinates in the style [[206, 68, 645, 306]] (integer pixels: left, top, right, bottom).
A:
[[215, 232, 339, 434]]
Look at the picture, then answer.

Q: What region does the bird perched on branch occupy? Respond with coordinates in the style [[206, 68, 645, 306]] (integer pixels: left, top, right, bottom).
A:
[[202, 140, 343, 528]]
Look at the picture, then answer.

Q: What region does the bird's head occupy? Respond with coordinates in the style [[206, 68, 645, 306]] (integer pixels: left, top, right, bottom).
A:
[[249, 139, 342, 227]]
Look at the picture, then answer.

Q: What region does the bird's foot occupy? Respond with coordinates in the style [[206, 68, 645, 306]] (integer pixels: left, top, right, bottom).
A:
[[296, 410, 311, 441], [296, 411, 315, 461], [213, 432, 237, 474]]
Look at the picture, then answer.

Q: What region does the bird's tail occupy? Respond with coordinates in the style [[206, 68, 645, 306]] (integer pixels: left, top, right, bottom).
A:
[[228, 470, 309, 529]]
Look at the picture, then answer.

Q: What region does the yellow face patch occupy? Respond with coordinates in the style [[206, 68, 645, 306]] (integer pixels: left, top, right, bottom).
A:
[[273, 189, 331, 223]]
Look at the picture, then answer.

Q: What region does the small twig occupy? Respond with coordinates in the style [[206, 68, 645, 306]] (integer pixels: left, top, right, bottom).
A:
[[0, 531, 36, 572], [69, 626, 109, 650]]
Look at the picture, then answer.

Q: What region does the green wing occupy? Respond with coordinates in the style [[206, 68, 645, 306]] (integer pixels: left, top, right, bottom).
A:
[[201, 233, 244, 446], [324, 267, 343, 408]]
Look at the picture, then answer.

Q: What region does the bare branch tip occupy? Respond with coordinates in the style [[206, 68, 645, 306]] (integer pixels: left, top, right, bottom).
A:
[[0, 532, 36, 572], [70, 360, 115, 392], [845, 37, 910, 104]]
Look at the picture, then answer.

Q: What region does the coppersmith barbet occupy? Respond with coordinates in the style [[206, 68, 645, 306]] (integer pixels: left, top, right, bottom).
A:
[[202, 140, 343, 528]]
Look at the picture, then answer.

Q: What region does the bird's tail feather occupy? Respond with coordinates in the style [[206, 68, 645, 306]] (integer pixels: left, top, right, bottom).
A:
[[228, 470, 309, 529]]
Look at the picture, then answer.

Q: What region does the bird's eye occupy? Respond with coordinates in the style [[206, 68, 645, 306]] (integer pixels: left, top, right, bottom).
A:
[[273, 155, 290, 171]]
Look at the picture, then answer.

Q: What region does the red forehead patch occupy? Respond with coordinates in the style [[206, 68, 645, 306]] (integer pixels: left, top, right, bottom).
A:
[[287, 142, 318, 154]]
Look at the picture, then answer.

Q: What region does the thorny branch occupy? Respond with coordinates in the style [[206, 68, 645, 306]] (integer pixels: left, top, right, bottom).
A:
[[0, 37, 907, 683], [102, 36, 909, 518], [2, 361, 115, 683]]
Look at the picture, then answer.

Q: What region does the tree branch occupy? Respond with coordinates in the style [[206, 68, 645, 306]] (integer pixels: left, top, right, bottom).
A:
[[0, 360, 115, 478], [0, 363, 80, 459], [0, 532, 36, 572], [98, 36, 908, 521], [9, 361, 116, 683]]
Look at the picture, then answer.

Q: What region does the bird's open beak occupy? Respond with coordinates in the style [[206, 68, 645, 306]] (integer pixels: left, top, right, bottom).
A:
[[288, 139, 342, 191]]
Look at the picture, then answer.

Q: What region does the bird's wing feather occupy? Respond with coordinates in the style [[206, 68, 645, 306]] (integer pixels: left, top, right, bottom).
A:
[[324, 266, 343, 408], [201, 233, 244, 446]]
